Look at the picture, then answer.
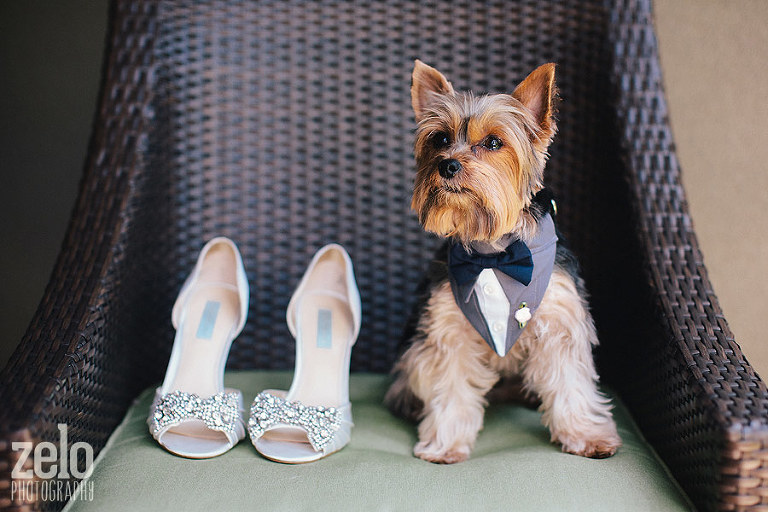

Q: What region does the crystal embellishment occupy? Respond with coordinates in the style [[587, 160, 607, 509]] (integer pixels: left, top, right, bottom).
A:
[[149, 390, 242, 437], [248, 392, 342, 452]]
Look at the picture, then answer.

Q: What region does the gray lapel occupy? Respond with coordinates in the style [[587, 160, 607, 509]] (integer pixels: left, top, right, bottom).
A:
[[448, 214, 558, 356]]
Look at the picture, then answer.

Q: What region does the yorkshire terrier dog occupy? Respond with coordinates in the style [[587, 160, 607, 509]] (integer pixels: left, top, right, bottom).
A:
[[385, 60, 621, 464]]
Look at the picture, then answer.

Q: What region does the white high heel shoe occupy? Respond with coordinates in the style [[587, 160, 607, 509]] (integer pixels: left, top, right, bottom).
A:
[[148, 237, 249, 458], [248, 244, 361, 463]]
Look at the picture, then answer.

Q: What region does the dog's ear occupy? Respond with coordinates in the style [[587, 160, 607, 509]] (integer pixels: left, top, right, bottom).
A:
[[411, 60, 455, 122], [512, 63, 557, 139]]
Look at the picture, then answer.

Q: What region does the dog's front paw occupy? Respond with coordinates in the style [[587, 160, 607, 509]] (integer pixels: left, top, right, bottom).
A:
[[558, 431, 622, 459], [414, 440, 470, 464]]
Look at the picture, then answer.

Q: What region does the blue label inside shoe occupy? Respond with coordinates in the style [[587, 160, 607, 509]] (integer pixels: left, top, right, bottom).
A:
[[317, 309, 332, 349], [196, 301, 221, 340]]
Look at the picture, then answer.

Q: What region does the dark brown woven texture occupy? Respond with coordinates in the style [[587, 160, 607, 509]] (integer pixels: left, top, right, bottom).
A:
[[602, 2, 768, 510], [1, 0, 767, 510]]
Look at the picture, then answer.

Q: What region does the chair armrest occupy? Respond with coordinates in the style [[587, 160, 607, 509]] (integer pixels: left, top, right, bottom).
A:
[[0, 3, 164, 511], [606, 2, 768, 511]]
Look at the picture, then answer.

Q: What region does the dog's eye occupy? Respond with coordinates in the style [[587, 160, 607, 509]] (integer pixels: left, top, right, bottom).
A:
[[431, 132, 451, 149], [482, 135, 503, 151]]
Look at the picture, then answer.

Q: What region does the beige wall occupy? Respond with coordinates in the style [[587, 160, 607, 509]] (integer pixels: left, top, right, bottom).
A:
[[655, 0, 768, 378]]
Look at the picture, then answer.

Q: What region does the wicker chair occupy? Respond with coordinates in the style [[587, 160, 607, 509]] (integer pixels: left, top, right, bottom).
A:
[[2, 0, 767, 510]]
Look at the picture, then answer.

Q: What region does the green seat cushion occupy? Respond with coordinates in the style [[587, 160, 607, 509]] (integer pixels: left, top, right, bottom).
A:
[[65, 371, 693, 512]]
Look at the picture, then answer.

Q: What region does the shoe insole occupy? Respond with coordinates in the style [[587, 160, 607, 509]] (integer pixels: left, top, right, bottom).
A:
[[169, 287, 239, 396], [291, 295, 354, 407]]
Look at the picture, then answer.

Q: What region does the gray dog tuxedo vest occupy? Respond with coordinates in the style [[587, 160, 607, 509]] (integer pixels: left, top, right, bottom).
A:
[[447, 214, 558, 357]]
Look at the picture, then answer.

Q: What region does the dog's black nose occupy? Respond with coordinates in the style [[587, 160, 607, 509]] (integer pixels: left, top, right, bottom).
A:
[[438, 159, 462, 179]]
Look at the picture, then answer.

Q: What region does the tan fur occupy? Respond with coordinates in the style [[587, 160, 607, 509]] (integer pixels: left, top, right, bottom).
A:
[[387, 61, 620, 463], [388, 269, 620, 462]]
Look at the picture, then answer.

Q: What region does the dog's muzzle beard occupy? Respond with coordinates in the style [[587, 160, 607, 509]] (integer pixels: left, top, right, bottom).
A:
[[416, 184, 499, 243]]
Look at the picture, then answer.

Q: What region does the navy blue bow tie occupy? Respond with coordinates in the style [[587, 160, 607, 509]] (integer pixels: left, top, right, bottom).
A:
[[448, 239, 534, 286]]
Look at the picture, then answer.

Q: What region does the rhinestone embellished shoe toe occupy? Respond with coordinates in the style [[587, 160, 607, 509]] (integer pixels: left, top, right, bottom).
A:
[[248, 244, 361, 463], [148, 237, 249, 458]]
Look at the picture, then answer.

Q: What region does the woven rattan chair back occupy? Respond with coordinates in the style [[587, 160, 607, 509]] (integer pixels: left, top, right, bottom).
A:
[[128, 0, 633, 375]]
